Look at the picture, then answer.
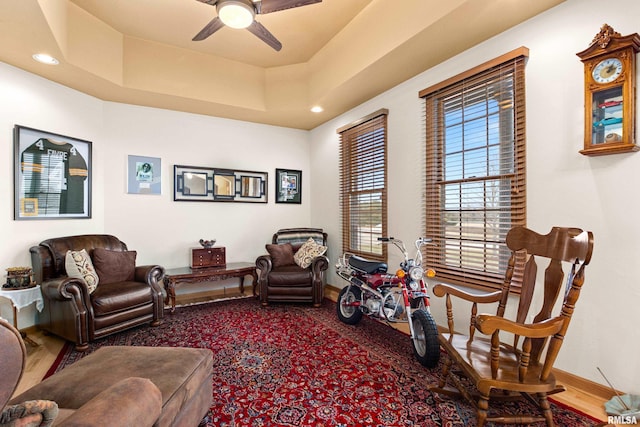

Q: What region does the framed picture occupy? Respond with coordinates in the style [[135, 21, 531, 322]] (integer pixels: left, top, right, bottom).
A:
[[276, 168, 301, 204], [174, 165, 268, 203], [14, 125, 92, 220], [127, 155, 161, 195]]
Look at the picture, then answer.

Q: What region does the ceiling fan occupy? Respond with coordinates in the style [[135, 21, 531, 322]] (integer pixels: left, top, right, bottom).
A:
[[193, 0, 322, 51]]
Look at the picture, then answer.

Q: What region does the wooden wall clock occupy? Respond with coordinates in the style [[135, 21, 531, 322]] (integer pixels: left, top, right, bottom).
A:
[[577, 24, 640, 156]]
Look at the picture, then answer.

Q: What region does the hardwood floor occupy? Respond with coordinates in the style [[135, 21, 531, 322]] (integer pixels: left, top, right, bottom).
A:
[[14, 328, 65, 396], [13, 292, 615, 426]]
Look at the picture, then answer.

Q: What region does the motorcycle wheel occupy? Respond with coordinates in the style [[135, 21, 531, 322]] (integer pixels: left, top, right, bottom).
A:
[[337, 286, 363, 325], [410, 297, 426, 310], [411, 308, 440, 368]]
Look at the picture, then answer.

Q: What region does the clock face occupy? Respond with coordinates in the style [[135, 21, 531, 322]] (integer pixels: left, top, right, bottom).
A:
[[592, 57, 623, 84]]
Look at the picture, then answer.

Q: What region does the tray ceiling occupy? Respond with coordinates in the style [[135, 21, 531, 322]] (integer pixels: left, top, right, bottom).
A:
[[0, 0, 565, 129]]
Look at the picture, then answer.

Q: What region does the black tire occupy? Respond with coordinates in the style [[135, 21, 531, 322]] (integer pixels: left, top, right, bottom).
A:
[[411, 308, 440, 368], [337, 286, 363, 325]]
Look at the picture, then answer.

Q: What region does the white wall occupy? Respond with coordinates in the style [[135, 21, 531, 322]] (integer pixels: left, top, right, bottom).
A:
[[0, 62, 312, 330], [311, 0, 640, 393], [2, 0, 638, 394], [100, 103, 311, 267], [0, 63, 105, 331]]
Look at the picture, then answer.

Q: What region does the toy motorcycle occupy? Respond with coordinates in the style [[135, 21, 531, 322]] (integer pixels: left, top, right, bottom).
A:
[[335, 237, 440, 368]]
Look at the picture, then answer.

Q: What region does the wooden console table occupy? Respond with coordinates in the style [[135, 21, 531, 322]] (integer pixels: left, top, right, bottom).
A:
[[163, 262, 257, 313]]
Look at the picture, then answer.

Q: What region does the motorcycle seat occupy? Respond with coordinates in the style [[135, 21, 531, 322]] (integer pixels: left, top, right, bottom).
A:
[[349, 255, 388, 274]]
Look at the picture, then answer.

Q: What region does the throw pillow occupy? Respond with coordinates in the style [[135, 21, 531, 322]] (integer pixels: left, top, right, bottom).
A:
[[293, 237, 328, 269], [266, 243, 295, 268], [65, 249, 99, 293], [92, 248, 137, 285]]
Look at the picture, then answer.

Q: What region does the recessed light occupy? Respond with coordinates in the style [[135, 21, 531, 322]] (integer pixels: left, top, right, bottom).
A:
[[311, 106, 323, 113], [32, 53, 59, 65]]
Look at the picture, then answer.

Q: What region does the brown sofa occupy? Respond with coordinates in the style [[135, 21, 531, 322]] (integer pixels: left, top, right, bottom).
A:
[[1, 317, 213, 427], [256, 228, 329, 307], [30, 234, 165, 351]]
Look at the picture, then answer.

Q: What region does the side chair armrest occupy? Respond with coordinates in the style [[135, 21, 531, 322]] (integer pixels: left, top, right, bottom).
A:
[[42, 277, 91, 304], [255, 255, 273, 275], [432, 283, 502, 304], [134, 265, 165, 288], [256, 255, 273, 306], [433, 283, 503, 338], [476, 314, 565, 338], [310, 255, 329, 274]]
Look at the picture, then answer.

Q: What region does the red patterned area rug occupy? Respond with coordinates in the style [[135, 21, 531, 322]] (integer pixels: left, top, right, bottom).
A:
[[46, 297, 602, 426]]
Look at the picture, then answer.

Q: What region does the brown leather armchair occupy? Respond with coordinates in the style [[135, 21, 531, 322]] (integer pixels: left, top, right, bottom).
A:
[[256, 228, 328, 307], [30, 234, 164, 351]]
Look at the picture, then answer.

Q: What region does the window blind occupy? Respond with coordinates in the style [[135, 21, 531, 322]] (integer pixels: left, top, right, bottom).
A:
[[338, 109, 388, 261], [420, 48, 527, 290]]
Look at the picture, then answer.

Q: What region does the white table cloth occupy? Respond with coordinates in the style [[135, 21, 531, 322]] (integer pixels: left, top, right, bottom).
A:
[[0, 285, 44, 312]]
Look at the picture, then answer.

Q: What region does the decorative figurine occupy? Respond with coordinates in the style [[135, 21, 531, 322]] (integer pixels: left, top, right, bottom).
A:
[[199, 239, 216, 248]]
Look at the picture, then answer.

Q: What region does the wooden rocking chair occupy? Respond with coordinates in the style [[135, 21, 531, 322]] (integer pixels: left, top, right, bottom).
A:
[[430, 226, 594, 426]]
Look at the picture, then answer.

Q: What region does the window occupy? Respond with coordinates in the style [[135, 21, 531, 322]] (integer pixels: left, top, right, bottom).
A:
[[338, 109, 388, 261], [420, 48, 527, 290]]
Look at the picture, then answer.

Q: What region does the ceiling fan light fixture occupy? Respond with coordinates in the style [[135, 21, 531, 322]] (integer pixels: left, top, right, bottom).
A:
[[217, 0, 254, 29]]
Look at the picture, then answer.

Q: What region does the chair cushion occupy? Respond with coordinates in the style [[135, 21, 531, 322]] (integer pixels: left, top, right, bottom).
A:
[[268, 265, 312, 286], [293, 237, 327, 268], [40, 235, 127, 278], [91, 281, 153, 316], [65, 249, 99, 293], [92, 248, 136, 285], [266, 243, 295, 268]]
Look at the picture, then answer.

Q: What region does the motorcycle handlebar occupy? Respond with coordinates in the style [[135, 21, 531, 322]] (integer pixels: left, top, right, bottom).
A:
[[374, 236, 433, 266], [379, 236, 432, 244]]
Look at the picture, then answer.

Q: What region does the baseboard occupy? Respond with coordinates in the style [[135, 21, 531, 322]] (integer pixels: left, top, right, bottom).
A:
[[553, 368, 616, 401], [325, 284, 341, 300], [323, 283, 616, 402], [23, 325, 39, 335]]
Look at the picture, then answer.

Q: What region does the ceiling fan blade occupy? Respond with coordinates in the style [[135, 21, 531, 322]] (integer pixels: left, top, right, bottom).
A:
[[192, 16, 225, 41], [195, 0, 218, 6], [247, 21, 282, 51], [257, 0, 321, 14]]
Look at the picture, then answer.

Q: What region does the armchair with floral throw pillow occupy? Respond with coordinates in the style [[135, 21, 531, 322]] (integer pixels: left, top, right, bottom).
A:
[[30, 234, 164, 351], [256, 228, 328, 307]]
